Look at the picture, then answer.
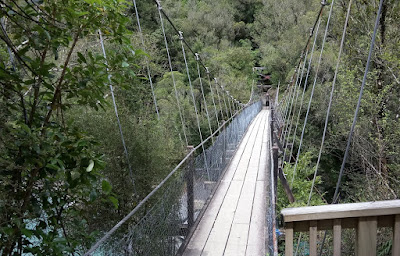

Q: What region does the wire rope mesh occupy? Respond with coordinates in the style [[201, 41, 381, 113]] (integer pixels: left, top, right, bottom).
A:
[[85, 101, 262, 255]]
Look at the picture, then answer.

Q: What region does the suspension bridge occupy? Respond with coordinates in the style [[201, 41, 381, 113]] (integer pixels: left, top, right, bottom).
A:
[[77, 0, 400, 255], [1, 0, 396, 255]]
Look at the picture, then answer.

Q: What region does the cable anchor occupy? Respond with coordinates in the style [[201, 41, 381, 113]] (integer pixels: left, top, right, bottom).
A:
[[156, 0, 162, 10]]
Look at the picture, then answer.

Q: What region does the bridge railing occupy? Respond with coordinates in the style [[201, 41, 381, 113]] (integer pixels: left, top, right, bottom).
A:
[[281, 200, 400, 256], [84, 101, 262, 255]]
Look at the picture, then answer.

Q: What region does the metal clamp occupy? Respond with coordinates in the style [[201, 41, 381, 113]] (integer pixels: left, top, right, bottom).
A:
[[195, 53, 200, 61], [178, 31, 184, 40], [156, 0, 162, 10]]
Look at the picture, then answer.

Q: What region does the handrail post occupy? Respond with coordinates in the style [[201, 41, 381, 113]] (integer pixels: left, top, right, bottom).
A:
[[270, 105, 274, 145], [186, 146, 195, 228], [273, 146, 279, 202]]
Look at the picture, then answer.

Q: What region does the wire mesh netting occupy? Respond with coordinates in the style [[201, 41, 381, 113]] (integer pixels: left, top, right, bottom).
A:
[[86, 101, 262, 255]]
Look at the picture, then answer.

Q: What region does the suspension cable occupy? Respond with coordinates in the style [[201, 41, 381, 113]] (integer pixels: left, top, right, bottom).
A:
[[98, 30, 136, 190], [132, 0, 160, 120], [282, 66, 301, 145], [156, 2, 188, 146], [195, 54, 213, 137], [290, 14, 323, 186], [282, 52, 308, 166], [310, 0, 349, 205], [332, 0, 384, 204], [292, 2, 336, 255], [220, 84, 231, 118], [214, 78, 225, 120], [179, 31, 211, 179], [281, 76, 298, 143], [154, 0, 243, 107], [206, 68, 220, 126]]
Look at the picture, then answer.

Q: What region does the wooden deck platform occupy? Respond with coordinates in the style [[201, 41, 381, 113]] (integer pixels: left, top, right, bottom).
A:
[[183, 109, 270, 256]]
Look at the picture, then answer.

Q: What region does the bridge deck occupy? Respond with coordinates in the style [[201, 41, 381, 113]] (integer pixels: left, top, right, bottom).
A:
[[183, 109, 270, 256]]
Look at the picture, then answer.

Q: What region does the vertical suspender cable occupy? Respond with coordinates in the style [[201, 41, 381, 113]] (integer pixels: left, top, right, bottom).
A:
[[282, 52, 308, 166], [288, 16, 322, 186], [275, 81, 280, 106], [220, 84, 230, 118], [226, 91, 234, 118], [195, 54, 213, 137], [280, 82, 294, 138], [282, 67, 301, 143], [291, 6, 330, 186], [332, 0, 384, 204], [309, 0, 349, 205], [318, 1, 381, 255], [179, 31, 211, 180], [157, 2, 188, 146], [206, 68, 220, 126], [214, 78, 226, 120], [98, 30, 136, 190], [288, 49, 310, 164], [132, 0, 160, 120], [292, 2, 335, 255]]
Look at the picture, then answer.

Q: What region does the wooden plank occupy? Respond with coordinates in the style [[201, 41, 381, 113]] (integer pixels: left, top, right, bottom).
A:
[[357, 216, 377, 256], [224, 223, 249, 255], [246, 181, 266, 255], [183, 110, 269, 256], [309, 220, 318, 256], [392, 215, 400, 256], [282, 200, 400, 222], [285, 222, 294, 256], [233, 181, 256, 224], [333, 219, 341, 256]]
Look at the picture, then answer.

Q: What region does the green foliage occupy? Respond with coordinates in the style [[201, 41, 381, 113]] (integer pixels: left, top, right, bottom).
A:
[[278, 152, 324, 213], [0, 0, 142, 254]]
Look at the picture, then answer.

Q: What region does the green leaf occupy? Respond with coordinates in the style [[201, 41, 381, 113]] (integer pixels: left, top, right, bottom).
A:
[[21, 228, 33, 238], [121, 61, 129, 68], [108, 196, 119, 209], [102, 180, 112, 194], [46, 164, 59, 171], [77, 52, 86, 63], [86, 160, 94, 172]]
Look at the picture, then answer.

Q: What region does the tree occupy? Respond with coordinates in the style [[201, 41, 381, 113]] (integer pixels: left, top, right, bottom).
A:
[[0, 0, 138, 254]]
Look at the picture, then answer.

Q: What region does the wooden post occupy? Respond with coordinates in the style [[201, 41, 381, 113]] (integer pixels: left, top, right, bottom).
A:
[[186, 146, 195, 228], [357, 216, 377, 256], [309, 220, 318, 256], [285, 222, 294, 256], [333, 219, 342, 256], [393, 215, 400, 256]]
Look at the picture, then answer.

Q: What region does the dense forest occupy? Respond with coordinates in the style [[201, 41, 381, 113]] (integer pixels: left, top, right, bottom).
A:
[[0, 0, 399, 255]]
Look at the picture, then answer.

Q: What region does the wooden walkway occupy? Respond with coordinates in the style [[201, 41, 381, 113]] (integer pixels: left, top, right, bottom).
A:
[[183, 109, 270, 256]]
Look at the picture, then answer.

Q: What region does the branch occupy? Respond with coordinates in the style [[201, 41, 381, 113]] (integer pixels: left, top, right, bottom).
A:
[[42, 26, 82, 129]]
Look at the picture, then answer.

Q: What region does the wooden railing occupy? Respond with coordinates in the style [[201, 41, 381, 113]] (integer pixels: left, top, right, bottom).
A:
[[281, 200, 400, 256]]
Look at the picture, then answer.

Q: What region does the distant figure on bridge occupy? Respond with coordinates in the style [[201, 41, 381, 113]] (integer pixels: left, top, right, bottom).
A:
[[265, 93, 270, 107]]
